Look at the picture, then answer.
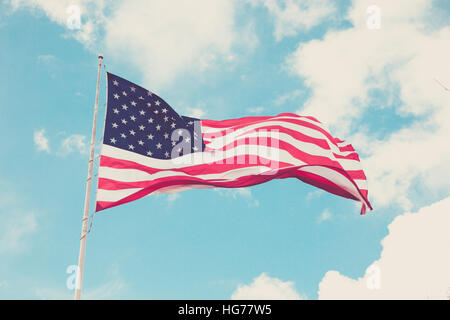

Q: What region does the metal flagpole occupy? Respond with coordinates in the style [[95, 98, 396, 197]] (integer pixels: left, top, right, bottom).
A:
[[74, 54, 103, 300]]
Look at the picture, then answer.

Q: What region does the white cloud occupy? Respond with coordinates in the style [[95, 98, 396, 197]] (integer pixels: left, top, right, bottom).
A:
[[318, 196, 450, 299], [274, 89, 305, 107], [185, 107, 206, 119], [6, 0, 106, 48], [166, 193, 180, 203], [33, 130, 89, 157], [6, 0, 248, 88], [288, 0, 450, 209], [104, 0, 237, 88], [289, 0, 450, 130], [215, 187, 260, 207], [7, 0, 101, 23], [317, 209, 331, 223], [231, 273, 304, 300], [33, 129, 50, 153], [37, 54, 55, 62], [246, 107, 265, 114], [306, 189, 323, 201], [59, 134, 88, 155], [243, 90, 306, 116], [250, 0, 336, 40]]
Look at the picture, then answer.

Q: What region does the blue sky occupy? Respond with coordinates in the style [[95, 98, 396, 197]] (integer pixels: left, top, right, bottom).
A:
[[0, 0, 449, 299]]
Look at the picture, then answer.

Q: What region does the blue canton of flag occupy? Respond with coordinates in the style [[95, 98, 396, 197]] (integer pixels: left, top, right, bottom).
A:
[[103, 73, 205, 159]]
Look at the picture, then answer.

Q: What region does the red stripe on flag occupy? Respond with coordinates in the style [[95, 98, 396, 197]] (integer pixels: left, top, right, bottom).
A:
[[96, 165, 369, 212], [201, 113, 322, 128]]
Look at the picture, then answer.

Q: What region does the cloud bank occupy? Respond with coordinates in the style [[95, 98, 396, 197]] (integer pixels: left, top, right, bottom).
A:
[[6, 0, 251, 89], [231, 273, 304, 300], [318, 196, 450, 299], [287, 0, 450, 209]]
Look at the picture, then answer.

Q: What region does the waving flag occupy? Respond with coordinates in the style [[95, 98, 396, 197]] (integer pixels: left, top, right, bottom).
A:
[[95, 73, 372, 214]]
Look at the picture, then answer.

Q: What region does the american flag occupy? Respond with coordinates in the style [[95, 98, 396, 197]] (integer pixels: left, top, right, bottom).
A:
[[96, 73, 372, 214]]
